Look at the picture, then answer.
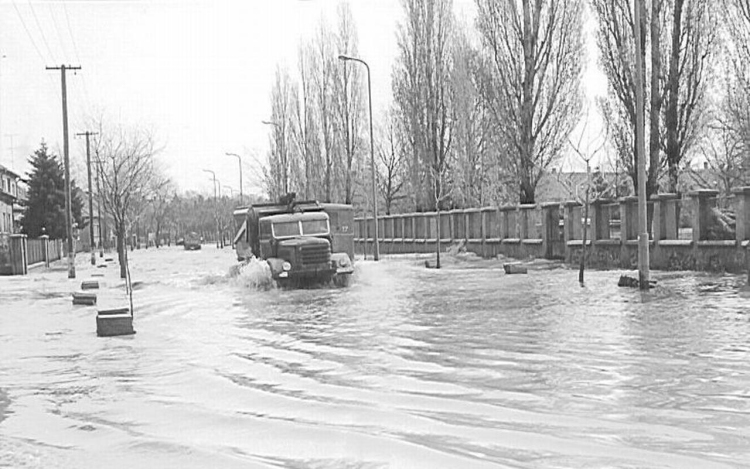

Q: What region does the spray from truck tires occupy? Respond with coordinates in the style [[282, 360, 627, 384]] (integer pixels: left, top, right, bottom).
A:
[[228, 257, 275, 290]]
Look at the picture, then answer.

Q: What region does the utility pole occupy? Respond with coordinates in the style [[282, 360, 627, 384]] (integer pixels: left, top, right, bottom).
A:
[[203, 169, 219, 248], [633, 0, 650, 290], [96, 168, 104, 257], [47, 64, 81, 279], [76, 131, 98, 266]]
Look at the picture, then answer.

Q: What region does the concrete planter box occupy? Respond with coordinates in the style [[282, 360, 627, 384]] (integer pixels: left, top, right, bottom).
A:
[[96, 307, 135, 337], [72, 291, 97, 306]]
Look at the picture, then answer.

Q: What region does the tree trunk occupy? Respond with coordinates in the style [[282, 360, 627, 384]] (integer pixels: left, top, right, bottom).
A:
[[117, 221, 126, 279], [648, 0, 663, 198], [665, 0, 685, 193], [435, 208, 441, 269], [579, 165, 591, 284], [520, 178, 535, 205]]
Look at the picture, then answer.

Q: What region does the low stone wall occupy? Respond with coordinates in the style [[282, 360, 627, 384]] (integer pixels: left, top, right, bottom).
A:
[[355, 188, 750, 274]]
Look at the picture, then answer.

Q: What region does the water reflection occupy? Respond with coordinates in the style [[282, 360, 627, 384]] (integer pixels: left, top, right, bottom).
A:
[[1, 249, 749, 468]]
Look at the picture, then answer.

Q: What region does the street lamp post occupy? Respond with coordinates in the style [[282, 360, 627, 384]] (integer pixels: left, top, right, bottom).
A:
[[203, 169, 220, 248], [338, 54, 379, 261], [226, 152, 243, 204], [633, 0, 650, 289]]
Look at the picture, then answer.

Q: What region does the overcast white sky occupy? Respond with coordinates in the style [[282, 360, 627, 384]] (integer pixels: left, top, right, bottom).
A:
[[0, 0, 604, 197]]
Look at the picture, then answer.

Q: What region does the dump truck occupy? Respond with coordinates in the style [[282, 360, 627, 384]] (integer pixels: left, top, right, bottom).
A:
[[232, 195, 354, 286]]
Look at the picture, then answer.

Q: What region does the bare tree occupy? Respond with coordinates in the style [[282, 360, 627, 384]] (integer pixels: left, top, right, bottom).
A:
[[475, 0, 584, 204], [312, 18, 337, 202], [663, 0, 718, 191], [721, 0, 750, 165], [376, 108, 408, 215], [567, 107, 609, 284], [450, 21, 490, 208], [691, 115, 750, 198], [592, 1, 662, 197], [593, 0, 718, 195], [333, 2, 365, 205], [393, 0, 455, 211], [430, 163, 455, 269], [265, 65, 297, 200], [293, 42, 319, 200], [92, 121, 162, 279], [146, 177, 174, 248]]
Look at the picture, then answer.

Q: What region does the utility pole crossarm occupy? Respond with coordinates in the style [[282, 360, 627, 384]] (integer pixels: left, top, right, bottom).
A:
[[46, 65, 81, 71]]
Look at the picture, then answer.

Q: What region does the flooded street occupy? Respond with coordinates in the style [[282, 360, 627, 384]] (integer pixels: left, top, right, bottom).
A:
[[1, 246, 750, 468]]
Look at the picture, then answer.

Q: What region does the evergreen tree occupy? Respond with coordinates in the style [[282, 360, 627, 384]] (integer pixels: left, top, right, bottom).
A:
[[21, 141, 83, 239]]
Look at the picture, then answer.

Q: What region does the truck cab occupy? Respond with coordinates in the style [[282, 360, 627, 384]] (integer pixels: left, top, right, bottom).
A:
[[233, 196, 354, 286]]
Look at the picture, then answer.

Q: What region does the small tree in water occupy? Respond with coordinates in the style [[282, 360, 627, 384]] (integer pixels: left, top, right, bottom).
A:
[[567, 107, 609, 284], [92, 120, 164, 279], [431, 165, 454, 269]]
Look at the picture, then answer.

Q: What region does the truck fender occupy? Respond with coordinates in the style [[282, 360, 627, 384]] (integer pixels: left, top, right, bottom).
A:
[[331, 252, 354, 275], [266, 258, 289, 278]]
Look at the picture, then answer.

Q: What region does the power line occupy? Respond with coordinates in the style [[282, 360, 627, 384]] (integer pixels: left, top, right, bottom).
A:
[[27, 0, 58, 64], [12, 1, 61, 100], [11, 0, 49, 65], [62, 1, 82, 65], [49, 2, 72, 61], [62, 1, 93, 113]]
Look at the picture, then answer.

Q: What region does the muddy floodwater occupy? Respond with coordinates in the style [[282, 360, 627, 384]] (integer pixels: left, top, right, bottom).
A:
[[1, 246, 750, 468]]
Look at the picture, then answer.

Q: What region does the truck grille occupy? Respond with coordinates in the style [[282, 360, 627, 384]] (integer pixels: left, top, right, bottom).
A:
[[300, 244, 330, 265]]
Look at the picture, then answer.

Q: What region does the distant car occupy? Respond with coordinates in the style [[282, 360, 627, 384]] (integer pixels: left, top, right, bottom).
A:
[[183, 232, 201, 250], [176, 237, 184, 246]]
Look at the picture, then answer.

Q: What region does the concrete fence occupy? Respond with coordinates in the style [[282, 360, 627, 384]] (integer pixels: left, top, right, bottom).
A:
[[0, 234, 65, 275], [354, 188, 750, 273]]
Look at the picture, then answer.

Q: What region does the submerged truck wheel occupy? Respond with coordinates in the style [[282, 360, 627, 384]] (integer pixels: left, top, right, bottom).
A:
[[333, 274, 351, 288]]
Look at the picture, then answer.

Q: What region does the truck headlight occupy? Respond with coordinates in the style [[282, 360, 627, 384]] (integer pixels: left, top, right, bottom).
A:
[[282, 261, 291, 271], [337, 257, 350, 268]]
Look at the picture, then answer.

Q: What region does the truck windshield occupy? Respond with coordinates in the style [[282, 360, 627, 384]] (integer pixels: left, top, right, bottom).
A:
[[301, 219, 328, 236], [273, 222, 301, 237]]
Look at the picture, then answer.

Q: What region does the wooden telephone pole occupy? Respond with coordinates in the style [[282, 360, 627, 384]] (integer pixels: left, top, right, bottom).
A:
[[76, 131, 98, 265], [47, 65, 81, 279]]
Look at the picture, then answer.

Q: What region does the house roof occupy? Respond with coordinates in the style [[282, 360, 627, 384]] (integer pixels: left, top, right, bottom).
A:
[[0, 165, 21, 180]]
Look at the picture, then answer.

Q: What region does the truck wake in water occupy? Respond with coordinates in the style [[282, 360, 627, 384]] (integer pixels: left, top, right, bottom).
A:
[[227, 257, 275, 290]]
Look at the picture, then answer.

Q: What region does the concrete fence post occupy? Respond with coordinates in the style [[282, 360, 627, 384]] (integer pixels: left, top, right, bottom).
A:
[[733, 187, 750, 243], [689, 189, 720, 242], [653, 193, 679, 241], [591, 199, 614, 241], [563, 201, 582, 244], [41, 235, 50, 268], [619, 196, 640, 241], [541, 202, 561, 259]]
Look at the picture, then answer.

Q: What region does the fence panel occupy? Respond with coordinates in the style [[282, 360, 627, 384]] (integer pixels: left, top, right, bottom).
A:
[[27, 239, 45, 265]]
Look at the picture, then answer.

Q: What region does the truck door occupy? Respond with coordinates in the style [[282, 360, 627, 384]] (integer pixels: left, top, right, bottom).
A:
[[259, 219, 274, 258]]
